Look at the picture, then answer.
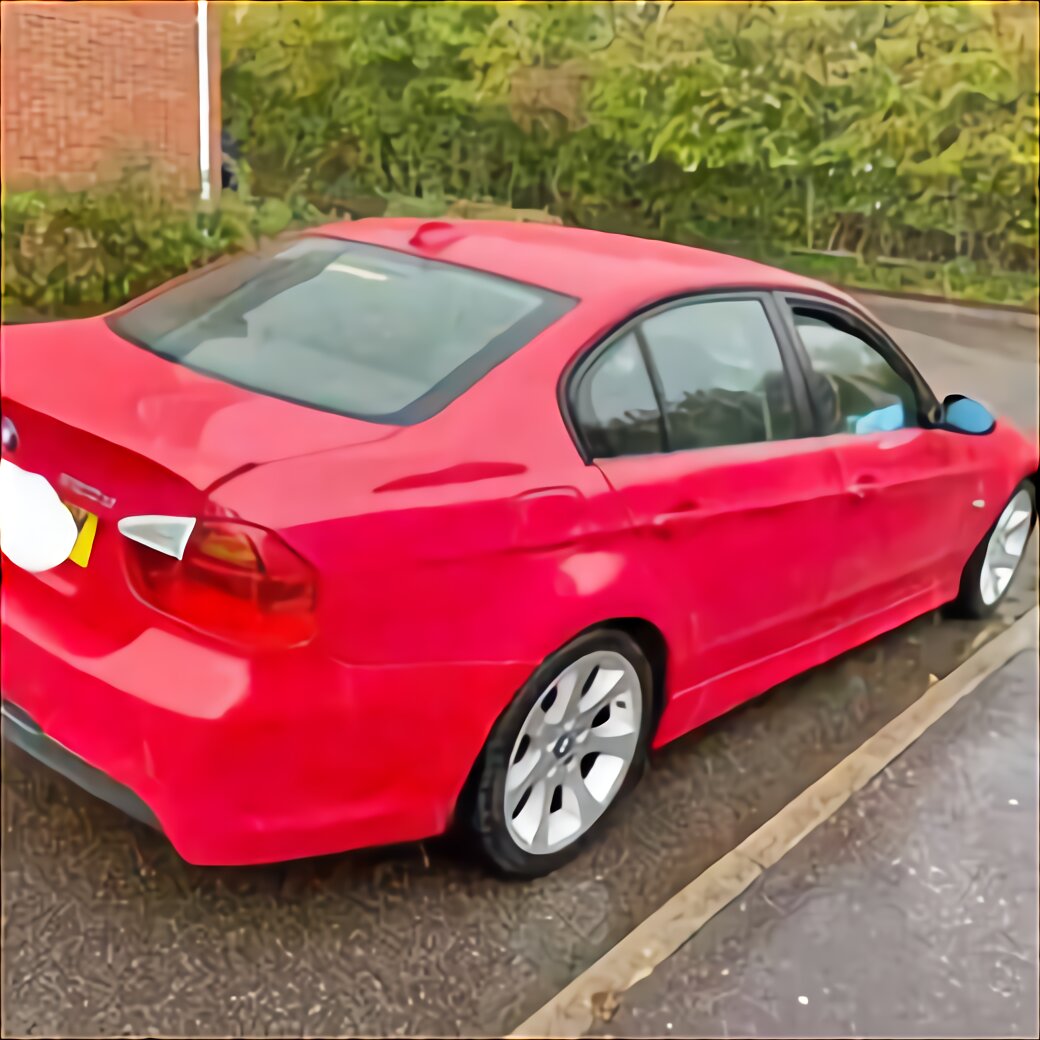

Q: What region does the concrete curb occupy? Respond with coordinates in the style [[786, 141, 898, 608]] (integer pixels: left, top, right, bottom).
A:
[[509, 606, 1040, 1040]]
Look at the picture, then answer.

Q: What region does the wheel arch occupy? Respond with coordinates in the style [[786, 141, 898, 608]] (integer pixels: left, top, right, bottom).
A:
[[452, 613, 672, 829], [571, 616, 670, 730]]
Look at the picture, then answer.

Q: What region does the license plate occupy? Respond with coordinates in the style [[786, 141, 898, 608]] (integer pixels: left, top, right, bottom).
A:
[[64, 502, 98, 568]]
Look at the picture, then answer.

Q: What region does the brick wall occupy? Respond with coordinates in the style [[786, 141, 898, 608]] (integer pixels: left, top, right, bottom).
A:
[[1, 0, 220, 195]]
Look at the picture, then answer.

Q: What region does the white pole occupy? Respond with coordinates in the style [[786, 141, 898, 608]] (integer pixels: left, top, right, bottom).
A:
[[197, 0, 212, 201]]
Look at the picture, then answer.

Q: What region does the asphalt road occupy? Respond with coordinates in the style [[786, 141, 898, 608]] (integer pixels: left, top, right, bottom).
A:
[[590, 649, 1039, 1039], [2, 297, 1038, 1038], [857, 293, 1038, 431]]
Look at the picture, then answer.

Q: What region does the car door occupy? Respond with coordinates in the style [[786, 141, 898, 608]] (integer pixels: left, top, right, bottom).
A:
[[569, 292, 847, 732], [778, 294, 978, 624]]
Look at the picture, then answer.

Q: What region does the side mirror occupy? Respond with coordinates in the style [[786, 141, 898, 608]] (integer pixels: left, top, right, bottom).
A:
[[941, 394, 996, 435]]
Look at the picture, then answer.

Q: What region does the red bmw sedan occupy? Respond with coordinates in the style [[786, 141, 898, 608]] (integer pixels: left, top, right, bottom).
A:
[[1, 219, 1036, 876]]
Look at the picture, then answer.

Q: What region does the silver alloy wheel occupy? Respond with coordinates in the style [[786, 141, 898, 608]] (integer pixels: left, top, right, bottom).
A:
[[504, 650, 643, 855], [981, 489, 1032, 605]]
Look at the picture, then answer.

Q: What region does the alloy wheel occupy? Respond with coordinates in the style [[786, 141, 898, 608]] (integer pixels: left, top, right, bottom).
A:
[[503, 650, 642, 855], [980, 489, 1032, 605]]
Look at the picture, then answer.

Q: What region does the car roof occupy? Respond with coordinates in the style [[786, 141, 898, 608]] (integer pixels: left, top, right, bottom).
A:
[[311, 217, 861, 312]]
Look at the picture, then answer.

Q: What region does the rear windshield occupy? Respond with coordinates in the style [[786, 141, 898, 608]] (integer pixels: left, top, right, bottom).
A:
[[108, 236, 575, 424]]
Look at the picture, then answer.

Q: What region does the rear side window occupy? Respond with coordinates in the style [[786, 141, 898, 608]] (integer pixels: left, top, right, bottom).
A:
[[640, 299, 798, 450], [572, 332, 665, 457], [108, 237, 574, 424]]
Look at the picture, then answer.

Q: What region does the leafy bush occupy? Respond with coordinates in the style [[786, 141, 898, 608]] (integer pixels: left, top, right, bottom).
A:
[[1, 172, 329, 321], [222, 0, 1038, 275], [3, 2, 1036, 318], [0, 175, 570, 322]]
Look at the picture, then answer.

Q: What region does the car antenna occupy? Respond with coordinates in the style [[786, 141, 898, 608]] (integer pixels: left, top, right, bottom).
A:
[[409, 220, 461, 250]]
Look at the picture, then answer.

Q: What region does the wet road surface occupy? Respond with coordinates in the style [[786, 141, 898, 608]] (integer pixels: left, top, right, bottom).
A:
[[590, 649, 1039, 1040], [856, 292, 1038, 430], [3, 297, 1038, 1037], [3, 548, 1035, 1038]]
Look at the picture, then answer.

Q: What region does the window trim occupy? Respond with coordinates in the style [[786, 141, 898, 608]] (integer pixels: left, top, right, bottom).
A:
[[633, 324, 673, 451], [561, 289, 817, 463], [776, 292, 942, 435], [569, 328, 670, 459]]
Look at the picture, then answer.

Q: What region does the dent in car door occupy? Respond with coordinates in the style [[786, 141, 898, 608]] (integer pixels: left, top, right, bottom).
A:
[[598, 440, 845, 702]]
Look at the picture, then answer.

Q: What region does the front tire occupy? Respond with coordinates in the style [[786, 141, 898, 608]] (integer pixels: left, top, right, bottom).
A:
[[466, 630, 653, 878], [948, 481, 1036, 619]]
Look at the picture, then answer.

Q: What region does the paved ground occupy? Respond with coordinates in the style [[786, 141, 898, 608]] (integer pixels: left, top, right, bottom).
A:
[[857, 292, 1038, 431], [590, 649, 1039, 1040], [2, 297, 1037, 1038]]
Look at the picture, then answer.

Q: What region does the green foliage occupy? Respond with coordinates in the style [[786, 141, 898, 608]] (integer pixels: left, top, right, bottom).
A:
[[1, 172, 328, 321], [222, 0, 1038, 275], [738, 249, 1038, 308], [3, 2, 1036, 319]]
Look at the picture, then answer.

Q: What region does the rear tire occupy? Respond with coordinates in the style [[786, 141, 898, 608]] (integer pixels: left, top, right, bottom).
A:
[[947, 481, 1035, 619], [466, 630, 653, 878]]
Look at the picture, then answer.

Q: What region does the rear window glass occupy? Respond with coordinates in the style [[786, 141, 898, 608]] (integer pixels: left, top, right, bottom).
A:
[[108, 237, 575, 423]]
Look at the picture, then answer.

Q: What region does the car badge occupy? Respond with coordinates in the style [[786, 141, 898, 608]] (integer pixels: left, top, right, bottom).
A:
[[58, 473, 116, 510]]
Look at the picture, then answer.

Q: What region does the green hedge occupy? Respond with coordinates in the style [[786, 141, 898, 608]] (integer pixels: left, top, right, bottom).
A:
[[3, 1, 1037, 319], [1, 174, 328, 322], [4, 179, 1035, 322], [222, 1, 1038, 272]]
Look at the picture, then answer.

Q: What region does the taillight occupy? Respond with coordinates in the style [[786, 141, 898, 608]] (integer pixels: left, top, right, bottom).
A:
[[124, 518, 317, 648]]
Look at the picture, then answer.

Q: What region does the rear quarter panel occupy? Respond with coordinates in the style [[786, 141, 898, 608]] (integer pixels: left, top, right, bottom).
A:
[[211, 305, 690, 678]]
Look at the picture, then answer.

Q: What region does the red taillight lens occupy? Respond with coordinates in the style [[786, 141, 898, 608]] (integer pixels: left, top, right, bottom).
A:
[[124, 519, 317, 648]]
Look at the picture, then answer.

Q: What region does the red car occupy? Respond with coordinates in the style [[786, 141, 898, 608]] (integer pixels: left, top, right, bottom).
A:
[[1, 219, 1036, 876]]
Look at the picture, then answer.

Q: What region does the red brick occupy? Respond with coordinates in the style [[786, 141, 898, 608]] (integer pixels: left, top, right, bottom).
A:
[[1, 1, 221, 197]]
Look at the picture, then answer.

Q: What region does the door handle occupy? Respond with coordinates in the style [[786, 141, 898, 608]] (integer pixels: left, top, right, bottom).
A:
[[651, 500, 700, 533], [849, 473, 879, 498]]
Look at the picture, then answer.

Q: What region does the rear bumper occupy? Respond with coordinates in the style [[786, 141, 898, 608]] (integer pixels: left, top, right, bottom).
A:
[[1, 567, 531, 865], [2, 699, 160, 829]]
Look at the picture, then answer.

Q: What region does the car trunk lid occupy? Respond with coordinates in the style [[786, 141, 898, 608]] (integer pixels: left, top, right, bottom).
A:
[[2, 317, 396, 491], [0, 317, 396, 614]]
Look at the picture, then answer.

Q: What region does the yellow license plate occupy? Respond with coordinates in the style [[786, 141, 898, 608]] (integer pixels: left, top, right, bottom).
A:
[[64, 503, 98, 568]]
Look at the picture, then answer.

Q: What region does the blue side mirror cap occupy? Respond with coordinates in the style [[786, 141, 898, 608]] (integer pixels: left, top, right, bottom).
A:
[[942, 395, 996, 435]]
